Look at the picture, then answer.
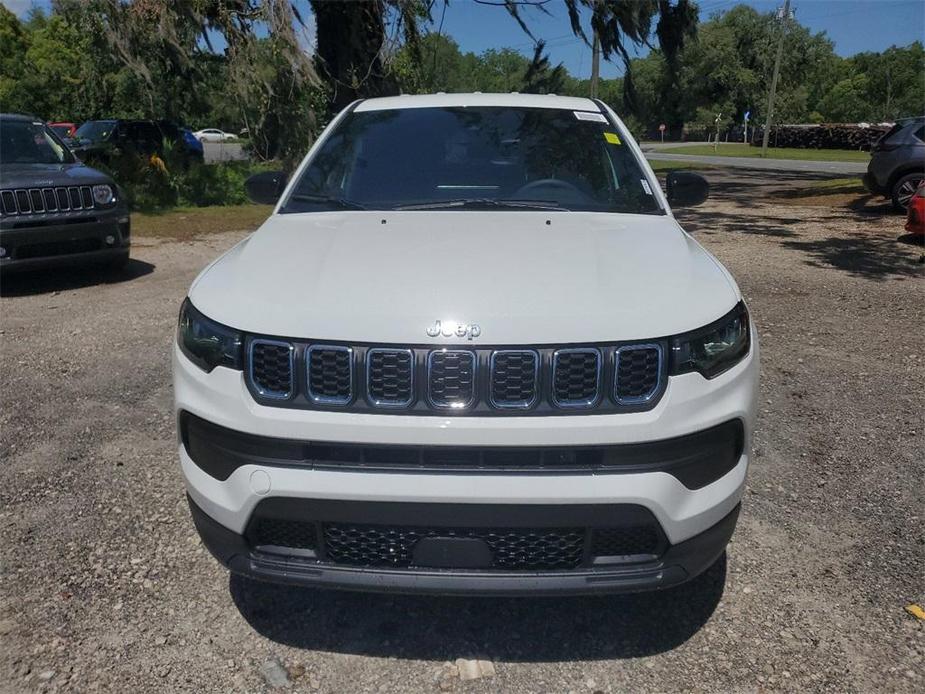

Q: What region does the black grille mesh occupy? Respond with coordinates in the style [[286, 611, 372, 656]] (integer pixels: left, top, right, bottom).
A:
[[428, 351, 475, 408], [254, 518, 316, 550], [491, 351, 538, 407], [250, 342, 293, 396], [590, 525, 661, 557], [368, 350, 413, 406], [553, 350, 601, 405], [322, 523, 585, 570], [308, 347, 352, 402], [615, 347, 661, 401]]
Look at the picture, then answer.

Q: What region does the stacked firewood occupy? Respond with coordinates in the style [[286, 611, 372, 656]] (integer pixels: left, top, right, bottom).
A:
[[749, 123, 891, 150]]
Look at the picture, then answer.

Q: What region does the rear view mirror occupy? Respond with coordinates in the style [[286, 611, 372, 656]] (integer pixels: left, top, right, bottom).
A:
[[666, 171, 709, 207], [245, 171, 287, 205]]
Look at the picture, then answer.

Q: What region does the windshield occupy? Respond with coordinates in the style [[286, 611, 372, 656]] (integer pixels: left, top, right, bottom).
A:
[[75, 120, 116, 143], [281, 106, 662, 215], [0, 120, 74, 165]]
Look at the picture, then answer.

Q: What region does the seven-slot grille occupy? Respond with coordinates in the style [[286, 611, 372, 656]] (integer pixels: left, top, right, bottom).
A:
[[249, 340, 294, 399], [614, 344, 662, 403], [244, 340, 666, 414], [307, 346, 353, 405], [490, 350, 539, 408], [427, 350, 476, 409], [0, 186, 94, 215]]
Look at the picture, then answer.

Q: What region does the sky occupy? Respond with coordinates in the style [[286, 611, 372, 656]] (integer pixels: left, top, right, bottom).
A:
[[3, 0, 923, 81]]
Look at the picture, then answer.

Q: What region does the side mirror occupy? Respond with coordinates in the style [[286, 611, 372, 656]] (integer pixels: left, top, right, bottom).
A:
[[666, 171, 709, 207], [245, 171, 287, 205]]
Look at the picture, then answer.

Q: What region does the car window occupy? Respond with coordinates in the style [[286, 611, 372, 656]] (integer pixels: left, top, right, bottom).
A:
[[914, 126, 924, 142], [282, 106, 661, 215], [75, 120, 116, 143], [0, 120, 74, 165]]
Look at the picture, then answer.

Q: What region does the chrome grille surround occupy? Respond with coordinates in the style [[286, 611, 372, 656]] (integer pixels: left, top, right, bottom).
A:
[[489, 349, 540, 409], [306, 345, 354, 406], [551, 348, 602, 409], [248, 339, 295, 400], [427, 349, 477, 410], [366, 348, 414, 408], [613, 343, 664, 405]]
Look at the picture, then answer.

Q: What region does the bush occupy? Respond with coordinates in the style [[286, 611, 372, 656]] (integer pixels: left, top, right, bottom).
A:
[[94, 150, 275, 212]]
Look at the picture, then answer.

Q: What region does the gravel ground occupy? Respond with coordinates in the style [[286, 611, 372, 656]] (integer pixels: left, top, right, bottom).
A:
[[1, 170, 923, 693]]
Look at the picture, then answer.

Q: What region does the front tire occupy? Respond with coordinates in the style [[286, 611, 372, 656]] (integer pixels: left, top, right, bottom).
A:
[[892, 172, 924, 212]]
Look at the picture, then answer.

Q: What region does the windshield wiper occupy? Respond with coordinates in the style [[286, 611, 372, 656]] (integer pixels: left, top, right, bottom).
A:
[[393, 198, 568, 211], [287, 194, 366, 210]]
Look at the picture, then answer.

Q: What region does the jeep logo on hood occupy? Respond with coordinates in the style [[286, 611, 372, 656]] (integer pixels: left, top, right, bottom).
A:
[[426, 320, 481, 340]]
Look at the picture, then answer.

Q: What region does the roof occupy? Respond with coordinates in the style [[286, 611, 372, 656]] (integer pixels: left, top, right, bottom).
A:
[[0, 113, 41, 122], [355, 93, 602, 113]]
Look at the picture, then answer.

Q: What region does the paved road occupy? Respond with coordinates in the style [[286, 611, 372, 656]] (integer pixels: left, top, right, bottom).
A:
[[645, 151, 868, 175]]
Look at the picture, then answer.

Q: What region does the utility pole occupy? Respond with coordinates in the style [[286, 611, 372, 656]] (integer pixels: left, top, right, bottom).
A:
[[761, 0, 791, 157], [590, 26, 600, 98]]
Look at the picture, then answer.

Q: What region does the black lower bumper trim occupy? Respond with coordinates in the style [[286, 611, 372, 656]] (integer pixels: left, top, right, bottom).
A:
[[180, 411, 745, 490], [188, 496, 740, 596]]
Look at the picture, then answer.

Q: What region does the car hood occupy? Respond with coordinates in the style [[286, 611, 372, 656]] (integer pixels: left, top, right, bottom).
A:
[[0, 162, 112, 188], [189, 211, 740, 344]]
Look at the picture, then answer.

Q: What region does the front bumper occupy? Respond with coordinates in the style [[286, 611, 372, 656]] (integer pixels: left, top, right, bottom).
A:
[[189, 494, 740, 596], [0, 206, 130, 272]]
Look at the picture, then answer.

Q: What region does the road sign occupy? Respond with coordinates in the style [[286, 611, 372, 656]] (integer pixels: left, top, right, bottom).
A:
[[658, 123, 666, 142], [744, 110, 751, 121]]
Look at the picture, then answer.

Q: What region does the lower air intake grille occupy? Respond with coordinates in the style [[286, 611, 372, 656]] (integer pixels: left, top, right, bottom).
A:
[[615, 345, 662, 403], [322, 523, 586, 570], [249, 340, 293, 398], [307, 346, 353, 404], [428, 350, 475, 409], [253, 518, 316, 550], [590, 525, 661, 557], [552, 349, 601, 407]]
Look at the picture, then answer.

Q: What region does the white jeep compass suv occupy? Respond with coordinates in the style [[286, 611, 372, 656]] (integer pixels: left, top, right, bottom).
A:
[[174, 94, 759, 595]]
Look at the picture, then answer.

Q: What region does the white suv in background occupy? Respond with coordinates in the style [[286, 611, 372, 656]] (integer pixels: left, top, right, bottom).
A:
[[174, 93, 759, 595]]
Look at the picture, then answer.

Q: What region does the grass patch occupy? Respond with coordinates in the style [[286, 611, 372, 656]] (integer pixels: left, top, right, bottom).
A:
[[658, 143, 871, 163], [134, 204, 273, 241], [647, 159, 714, 172]]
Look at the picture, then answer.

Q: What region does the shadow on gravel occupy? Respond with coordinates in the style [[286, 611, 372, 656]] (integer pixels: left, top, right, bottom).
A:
[[0, 258, 154, 297], [228, 554, 726, 662], [781, 233, 922, 281]]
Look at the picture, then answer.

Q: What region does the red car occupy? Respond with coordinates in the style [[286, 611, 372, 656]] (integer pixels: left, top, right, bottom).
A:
[[905, 180, 925, 236], [49, 122, 77, 139]]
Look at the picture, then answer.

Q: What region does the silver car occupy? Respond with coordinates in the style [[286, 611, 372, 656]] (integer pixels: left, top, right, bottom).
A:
[[863, 116, 925, 211]]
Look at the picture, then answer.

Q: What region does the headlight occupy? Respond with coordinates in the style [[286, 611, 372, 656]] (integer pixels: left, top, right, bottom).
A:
[[670, 302, 750, 379], [92, 184, 115, 206], [177, 299, 243, 372]]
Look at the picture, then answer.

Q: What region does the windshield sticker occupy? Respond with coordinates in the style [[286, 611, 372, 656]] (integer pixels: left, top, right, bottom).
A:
[[574, 111, 607, 123], [641, 179, 653, 195], [603, 132, 621, 145]]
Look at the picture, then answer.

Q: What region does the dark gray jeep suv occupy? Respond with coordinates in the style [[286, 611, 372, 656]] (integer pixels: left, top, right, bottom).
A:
[[863, 116, 925, 211], [0, 114, 130, 272]]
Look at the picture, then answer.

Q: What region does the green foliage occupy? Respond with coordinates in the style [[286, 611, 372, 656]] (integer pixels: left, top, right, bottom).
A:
[[93, 149, 273, 212], [624, 5, 924, 135]]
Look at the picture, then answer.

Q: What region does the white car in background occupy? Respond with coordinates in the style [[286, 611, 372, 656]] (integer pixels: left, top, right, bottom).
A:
[[193, 128, 236, 143], [174, 93, 759, 596]]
